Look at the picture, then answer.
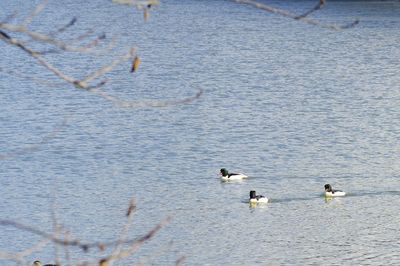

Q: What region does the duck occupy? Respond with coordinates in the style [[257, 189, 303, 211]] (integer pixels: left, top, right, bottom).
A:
[[220, 168, 248, 181], [32, 261, 58, 266], [249, 190, 269, 203], [324, 184, 346, 197]]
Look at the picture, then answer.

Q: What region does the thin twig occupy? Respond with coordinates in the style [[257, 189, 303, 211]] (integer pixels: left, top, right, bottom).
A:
[[104, 217, 171, 263], [81, 47, 136, 85], [110, 88, 204, 108], [74, 29, 95, 42], [295, 0, 325, 19], [175, 255, 187, 266], [0, 23, 106, 53], [112, 0, 160, 8], [49, 17, 77, 37], [0, 239, 50, 264], [0, 251, 25, 265], [235, 0, 359, 30], [0, 30, 78, 84], [0, 217, 170, 252], [0, 29, 135, 92], [39, 34, 116, 56], [64, 231, 72, 266], [22, 0, 49, 26], [19, 239, 51, 257], [1, 3, 204, 108], [109, 197, 137, 264]]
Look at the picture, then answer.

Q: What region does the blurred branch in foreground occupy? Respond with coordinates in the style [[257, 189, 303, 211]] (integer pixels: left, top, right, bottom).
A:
[[0, 0, 201, 108], [235, 0, 359, 30], [0, 198, 174, 266]]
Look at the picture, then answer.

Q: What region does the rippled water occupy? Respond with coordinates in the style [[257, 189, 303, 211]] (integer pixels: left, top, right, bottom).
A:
[[1, 0, 400, 265]]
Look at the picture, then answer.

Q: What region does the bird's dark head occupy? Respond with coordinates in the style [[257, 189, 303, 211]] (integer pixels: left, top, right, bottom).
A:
[[220, 168, 228, 176], [324, 184, 332, 192], [249, 190, 256, 199]]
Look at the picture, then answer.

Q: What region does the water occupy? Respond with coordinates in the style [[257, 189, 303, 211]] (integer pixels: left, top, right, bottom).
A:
[[1, 0, 400, 265]]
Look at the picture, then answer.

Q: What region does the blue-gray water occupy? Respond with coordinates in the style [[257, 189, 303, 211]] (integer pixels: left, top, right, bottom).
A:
[[1, 0, 400, 265]]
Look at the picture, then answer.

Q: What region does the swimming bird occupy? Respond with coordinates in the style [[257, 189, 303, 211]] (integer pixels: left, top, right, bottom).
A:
[[32, 261, 58, 266], [324, 184, 346, 197], [220, 168, 248, 181], [249, 190, 268, 203]]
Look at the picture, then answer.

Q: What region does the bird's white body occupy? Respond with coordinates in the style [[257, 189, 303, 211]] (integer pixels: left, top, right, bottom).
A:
[[325, 191, 346, 197], [324, 184, 346, 197], [220, 173, 248, 181], [249, 197, 269, 203]]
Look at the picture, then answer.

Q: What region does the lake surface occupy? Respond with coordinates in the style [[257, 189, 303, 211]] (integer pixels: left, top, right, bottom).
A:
[[1, 0, 400, 265]]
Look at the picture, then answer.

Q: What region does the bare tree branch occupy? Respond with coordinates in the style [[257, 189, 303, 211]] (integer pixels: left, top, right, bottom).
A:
[[103, 217, 171, 264], [0, 30, 78, 83], [235, 0, 359, 30], [295, 0, 325, 19], [49, 17, 77, 37], [0, 28, 135, 98], [0, 216, 170, 253], [74, 29, 95, 42], [0, 251, 25, 265], [0, 23, 107, 53], [112, 0, 160, 8], [39, 33, 117, 57], [108, 197, 137, 264], [80, 48, 136, 85], [19, 239, 51, 258], [106, 88, 204, 108], [0, 239, 50, 265], [175, 255, 187, 266], [1, 15, 200, 108], [1, 1, 204, 111], [22, 0, 49, 27]]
